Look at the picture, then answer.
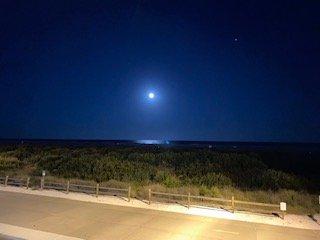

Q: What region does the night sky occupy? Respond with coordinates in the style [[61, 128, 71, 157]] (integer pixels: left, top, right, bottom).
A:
[[1, 1, 319, 142]]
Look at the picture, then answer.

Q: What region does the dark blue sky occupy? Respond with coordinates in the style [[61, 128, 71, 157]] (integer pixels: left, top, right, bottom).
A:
[[1, 0, 319, 142]]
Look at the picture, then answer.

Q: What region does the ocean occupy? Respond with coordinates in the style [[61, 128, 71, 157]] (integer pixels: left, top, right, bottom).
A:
[[0, 138, 319, 153]]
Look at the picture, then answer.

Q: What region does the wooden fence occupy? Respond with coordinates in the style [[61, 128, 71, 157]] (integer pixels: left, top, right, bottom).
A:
[[0, 175, 285, 218], [149, 190, 284, 218], [0, 175, 131, 202]]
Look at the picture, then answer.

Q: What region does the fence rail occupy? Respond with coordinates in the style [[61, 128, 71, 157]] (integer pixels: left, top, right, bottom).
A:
[[234, 199, 279, 208], [44, 181, 67, 191], [0, 174, 286, 218], [7, 177, 26, 187], [151, 191, 187, 198], [190, 194, 232, 203], [68, 183, 96, 194]]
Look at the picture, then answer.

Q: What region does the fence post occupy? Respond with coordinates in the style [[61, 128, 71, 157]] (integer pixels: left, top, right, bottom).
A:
[[26, 177, 30, 189], [41, 170, 45, 190], [128, 185, 131, 202], [280, 202, 286, 220], [5, 176, 8, 186], [188, 192, 191, 209], [66, 180, 70, 194], [40, 178, 44, 190], [96, 183, 99, 197], [148, 189, 151, 205], [231, 196, 235, 213]]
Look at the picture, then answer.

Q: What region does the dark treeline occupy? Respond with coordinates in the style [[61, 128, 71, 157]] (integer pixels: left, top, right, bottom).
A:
[[0, 145, 319, 192]]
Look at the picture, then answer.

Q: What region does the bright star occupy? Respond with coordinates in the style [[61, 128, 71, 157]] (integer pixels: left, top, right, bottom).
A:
[[148, 92, 155, 99]]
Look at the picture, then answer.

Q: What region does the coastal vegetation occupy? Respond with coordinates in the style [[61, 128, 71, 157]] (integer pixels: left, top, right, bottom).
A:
[[0, 145, 319, 214]]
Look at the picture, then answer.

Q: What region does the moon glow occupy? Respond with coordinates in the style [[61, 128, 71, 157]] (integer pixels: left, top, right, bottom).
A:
[[148, 92, 155, 99]]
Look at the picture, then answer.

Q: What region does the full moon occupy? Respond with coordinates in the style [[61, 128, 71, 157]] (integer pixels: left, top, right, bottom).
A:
[[148, 92, 155, 99]]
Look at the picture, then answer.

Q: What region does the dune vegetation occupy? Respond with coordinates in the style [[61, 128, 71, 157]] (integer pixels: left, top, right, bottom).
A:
[[0, 145, 319, 214]]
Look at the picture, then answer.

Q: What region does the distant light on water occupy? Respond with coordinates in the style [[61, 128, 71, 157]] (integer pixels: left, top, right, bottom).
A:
[[136, 140, 169, 145]]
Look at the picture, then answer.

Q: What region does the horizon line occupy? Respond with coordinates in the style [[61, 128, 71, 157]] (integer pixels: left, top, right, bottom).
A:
[[0, 137, 319, 145]]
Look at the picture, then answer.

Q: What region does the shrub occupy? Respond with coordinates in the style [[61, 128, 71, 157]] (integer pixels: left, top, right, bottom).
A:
[[261, 169, 303, 190], [194, 172, 232, 187], [155, 170, 180, 188], [0, 156, 21, 171]]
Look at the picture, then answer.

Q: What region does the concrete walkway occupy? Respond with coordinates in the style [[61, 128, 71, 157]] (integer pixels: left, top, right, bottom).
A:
[[0, 191, 319, 240], [0, 223, 83, 240]]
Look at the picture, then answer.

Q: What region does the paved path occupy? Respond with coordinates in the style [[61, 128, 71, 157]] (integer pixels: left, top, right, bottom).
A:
[[0, 191, 319, 240], [0, 222, 83, 240]]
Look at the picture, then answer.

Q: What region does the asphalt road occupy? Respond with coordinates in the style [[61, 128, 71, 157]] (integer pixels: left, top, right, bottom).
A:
[[0, 191, 319, 240]]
